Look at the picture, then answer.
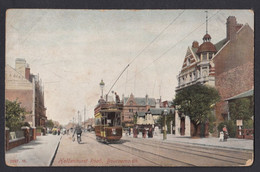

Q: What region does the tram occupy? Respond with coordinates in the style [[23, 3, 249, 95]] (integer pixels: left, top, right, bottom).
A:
[[94, 100, 123, 143]]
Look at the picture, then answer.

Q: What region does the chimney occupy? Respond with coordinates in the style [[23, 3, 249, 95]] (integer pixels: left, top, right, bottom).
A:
[[155, 99, 160, 108], [25, 64, 30, 81], [122, 94, 124, 105], [145, 94, 148, 105], [15, 58, 26, 78], [192, 41, 199, 48], [226, 16, 243, 41]]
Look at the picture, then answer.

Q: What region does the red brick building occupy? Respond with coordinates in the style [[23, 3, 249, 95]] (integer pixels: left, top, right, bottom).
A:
[[213, 16, 254, 122], [122, 94, 156, 127], [175, 16, 253, 136], [5, 58, 47, 128]]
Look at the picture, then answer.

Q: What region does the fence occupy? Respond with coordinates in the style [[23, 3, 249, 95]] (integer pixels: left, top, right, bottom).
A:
[[237, 129, 254, 139], [5, 127, 36, 151]]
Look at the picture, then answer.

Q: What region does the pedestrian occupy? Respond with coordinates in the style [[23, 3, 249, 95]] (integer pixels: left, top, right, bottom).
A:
[[58, 129, 60, 135], [115, 92, 120, 103], [72, 125, 82, 143], [223, 125, 228, 141]]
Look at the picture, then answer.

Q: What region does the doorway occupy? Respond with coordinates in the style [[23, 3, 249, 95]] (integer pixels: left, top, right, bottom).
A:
[[180, 117, 185, 135]]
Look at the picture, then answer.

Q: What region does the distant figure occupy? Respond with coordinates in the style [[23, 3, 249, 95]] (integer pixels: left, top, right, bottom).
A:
[[73, 125, 82, 142], [115, 92, 120, 103], [222, 125, 228, 141], [58, 129, 60, 135]]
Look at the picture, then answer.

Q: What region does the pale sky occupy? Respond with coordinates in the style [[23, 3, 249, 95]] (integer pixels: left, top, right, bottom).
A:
[[6, 9, 254, 125]]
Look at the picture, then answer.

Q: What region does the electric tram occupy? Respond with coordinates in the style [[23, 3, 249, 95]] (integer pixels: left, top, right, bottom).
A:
[[94, 100, 123, 143]]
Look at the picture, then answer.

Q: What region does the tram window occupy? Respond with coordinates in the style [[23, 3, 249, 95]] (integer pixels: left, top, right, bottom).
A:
[[95, 118, 101, 125]]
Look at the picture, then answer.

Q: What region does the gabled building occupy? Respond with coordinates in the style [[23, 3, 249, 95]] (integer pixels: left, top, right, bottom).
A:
[[175, 16, 254, 137], [121, 93, 156, 127]]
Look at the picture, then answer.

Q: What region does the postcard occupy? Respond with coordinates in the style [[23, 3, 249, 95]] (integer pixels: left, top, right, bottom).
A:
[[5, 9, 254, 167]]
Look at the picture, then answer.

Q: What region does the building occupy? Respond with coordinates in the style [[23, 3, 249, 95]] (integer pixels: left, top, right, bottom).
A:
[[175, 16, 254, 136], [213, 16, 254, 122], [5, 58, 47, 128], [121, 93, 156, 127]]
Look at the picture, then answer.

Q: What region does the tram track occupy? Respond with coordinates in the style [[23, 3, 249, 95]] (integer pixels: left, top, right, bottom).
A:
[[123, 138, 248, 165], [124, 137, 252, 164], [85, 133, 252, 166], [86, 134, 195, 166]]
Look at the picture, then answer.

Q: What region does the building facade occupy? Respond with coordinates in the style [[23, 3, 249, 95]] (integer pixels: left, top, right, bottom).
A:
[[175, 16, 254, 136], [121, 94, 156, 127], [5, 58, 47, 128]]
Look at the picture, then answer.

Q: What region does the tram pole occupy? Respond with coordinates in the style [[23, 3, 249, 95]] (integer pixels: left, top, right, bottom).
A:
[[78, 110, 80, 126], [84, 106, 86, 131], [163, 109, 168, 140]]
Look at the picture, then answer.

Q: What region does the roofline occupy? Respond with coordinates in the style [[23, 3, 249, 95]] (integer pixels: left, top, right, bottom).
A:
[[212, 40, 230, 60], [236, 24, 246, 34], [189, 46, 198, 62], [225, 89, 254, 101]]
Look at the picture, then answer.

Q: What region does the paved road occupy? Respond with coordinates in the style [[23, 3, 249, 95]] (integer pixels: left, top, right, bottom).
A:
[[52, 133, 154, 166], [52, 132, 253, 167]]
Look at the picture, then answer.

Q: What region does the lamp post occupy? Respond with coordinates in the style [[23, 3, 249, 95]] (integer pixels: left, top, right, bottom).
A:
[[99, 79, 105, 98], [163, 109, 168, 140]]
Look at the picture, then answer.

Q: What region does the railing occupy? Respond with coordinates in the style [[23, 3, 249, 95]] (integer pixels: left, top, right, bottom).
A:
[[237, 129, 254, 139]]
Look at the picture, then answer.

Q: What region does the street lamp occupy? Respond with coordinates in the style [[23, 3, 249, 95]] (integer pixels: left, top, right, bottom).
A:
[[99, 79, 105, 98], [163, 109, 168, 140]]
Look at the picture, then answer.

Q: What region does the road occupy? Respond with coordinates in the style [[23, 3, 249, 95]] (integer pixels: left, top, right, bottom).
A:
[[51, 132, 253, 166]]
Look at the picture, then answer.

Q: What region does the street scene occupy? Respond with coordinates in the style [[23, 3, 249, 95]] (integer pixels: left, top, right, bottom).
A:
[[5, 9, 254, 167]]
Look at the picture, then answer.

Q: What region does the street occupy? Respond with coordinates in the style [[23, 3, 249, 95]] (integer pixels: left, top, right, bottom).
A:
[[52, 132, 253, 166]]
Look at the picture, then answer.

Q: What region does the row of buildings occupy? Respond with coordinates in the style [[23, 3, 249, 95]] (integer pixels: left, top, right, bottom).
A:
[[175, 16, 254, 136], [95, 15, 253, 138], [5, 58, 47, 128]]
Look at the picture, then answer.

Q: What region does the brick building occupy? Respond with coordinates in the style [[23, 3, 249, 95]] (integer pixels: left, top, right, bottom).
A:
[[121, 94, 156, 127], [175, 16, 253, 136], [5, 58, 47, 128], [213, 16, 254, 122]]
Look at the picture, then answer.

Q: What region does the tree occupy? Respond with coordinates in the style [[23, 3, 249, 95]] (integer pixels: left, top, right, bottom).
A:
[[174, 84, 220, 137], [5, 99, 26, 131], [229, 97, 253, 121], [46, 119, 54, 128], [156, 111, 175, 134]]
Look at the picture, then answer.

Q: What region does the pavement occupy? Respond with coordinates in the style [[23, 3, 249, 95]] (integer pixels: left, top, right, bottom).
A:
[[126, 133, 253, 151], [5, 134, 62, 167]]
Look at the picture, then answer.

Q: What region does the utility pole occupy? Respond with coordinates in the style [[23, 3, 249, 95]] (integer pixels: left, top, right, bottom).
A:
[[84, 105, 86, 131], [78, 110, 80, 125]]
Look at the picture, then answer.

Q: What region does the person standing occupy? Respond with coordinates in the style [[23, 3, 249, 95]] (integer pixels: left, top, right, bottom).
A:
[[223, 125, 228, 141]]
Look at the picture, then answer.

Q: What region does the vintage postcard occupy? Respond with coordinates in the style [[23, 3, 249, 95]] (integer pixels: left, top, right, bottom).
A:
[[5, 9, 254, 167]]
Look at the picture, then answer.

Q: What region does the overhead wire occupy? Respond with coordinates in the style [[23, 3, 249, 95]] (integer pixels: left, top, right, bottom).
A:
[[105, 11, 185, 94], [114, 10, 220, 91]]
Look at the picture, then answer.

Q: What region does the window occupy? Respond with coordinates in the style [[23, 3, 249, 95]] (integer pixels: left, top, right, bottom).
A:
[[187, 58, 190, 65], [202, 53, 207, 61], [209, 53, 213, 59], [129, 109, 133, 112]]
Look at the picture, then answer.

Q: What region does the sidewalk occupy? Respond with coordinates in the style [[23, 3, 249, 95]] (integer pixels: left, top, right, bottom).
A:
[[154, 134, 253, 151], [127, 133, 253, 151], [5, 134, 62, 166]]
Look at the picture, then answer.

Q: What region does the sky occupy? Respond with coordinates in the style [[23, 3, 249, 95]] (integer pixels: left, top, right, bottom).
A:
[[6, 9, 254, 125]]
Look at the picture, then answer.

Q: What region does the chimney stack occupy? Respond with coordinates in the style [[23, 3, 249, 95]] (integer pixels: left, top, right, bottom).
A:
[[226, 16, 243, 41], [25, 64, 30, 81], [145, 94, 148, 105], [192, 41, 199, 48], [15, 58, 26, 78]]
